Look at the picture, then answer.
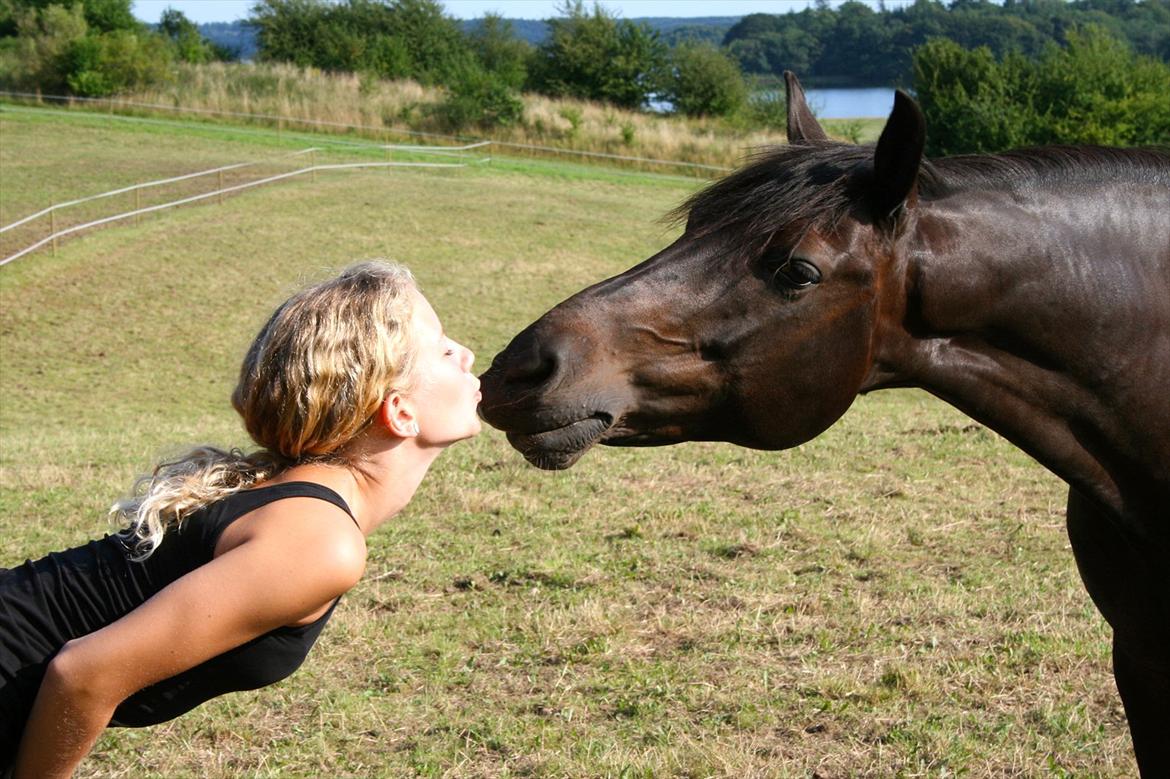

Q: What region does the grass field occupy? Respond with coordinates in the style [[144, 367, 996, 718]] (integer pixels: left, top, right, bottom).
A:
[[0, 106, 1134, 777]]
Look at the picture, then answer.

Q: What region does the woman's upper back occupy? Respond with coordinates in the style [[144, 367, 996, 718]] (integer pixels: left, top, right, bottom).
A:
[[0, 482, 355, 746]]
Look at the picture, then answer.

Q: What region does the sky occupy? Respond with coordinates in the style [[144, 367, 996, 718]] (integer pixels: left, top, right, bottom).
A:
[[131, 0, 914, 25]]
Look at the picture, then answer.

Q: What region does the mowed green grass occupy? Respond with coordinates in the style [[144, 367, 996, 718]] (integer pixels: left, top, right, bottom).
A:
[[0, 108, 1133, 777]]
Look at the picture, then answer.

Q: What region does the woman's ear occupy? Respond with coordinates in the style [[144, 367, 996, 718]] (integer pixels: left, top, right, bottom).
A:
[[379, 392, 420, 438]]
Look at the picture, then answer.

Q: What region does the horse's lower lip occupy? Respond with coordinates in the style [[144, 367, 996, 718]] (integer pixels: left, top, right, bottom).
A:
[[506, 416, 612, 470]]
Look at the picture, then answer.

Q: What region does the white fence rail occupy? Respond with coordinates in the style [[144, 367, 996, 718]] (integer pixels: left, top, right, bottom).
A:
[[0, 138, 491, 267], [0, 162, 255, 235]]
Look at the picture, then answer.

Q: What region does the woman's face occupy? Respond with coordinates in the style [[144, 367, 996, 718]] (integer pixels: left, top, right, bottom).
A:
[[407, 290, 481, 446]]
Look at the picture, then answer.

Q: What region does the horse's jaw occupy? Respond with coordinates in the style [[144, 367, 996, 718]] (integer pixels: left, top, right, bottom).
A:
[[503, 415, 613, 470]]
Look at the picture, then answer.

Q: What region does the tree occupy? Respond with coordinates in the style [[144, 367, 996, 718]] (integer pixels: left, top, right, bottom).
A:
[[529, 0, 666, 110], [4, 2, 90, 91], [159, 7, 222, 63], [78, 0, 135, 31], [468, 12, 529, 90], [914, 25, 1170, 155], [380, 0, 473, 85], [912, 38, 1032, 154], [251, 0, 329, 67], [1028, 25, 1170, 145], [5, 0, 139, 33], [251, 0, 474, 85], [662, 41, 746, 117], [62, 25, 173, 95]]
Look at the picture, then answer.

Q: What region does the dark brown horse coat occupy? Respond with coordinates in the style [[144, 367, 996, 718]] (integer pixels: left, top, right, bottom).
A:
[[479, 74, 1170, 773]]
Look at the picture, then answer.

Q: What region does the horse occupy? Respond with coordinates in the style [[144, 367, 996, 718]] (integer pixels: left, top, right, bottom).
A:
[[477, 72, 1170, 772]]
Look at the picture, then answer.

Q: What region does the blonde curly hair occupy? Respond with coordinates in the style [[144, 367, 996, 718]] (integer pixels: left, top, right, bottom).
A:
[[113, 261, 418, 558]]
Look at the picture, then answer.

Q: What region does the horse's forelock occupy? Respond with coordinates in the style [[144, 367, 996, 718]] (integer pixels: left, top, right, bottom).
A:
[[671, 144, 875, 256]]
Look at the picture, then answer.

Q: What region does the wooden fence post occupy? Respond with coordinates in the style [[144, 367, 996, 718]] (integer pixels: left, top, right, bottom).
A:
[[218, 170, 225, 204], [49, 207, 57, 255]]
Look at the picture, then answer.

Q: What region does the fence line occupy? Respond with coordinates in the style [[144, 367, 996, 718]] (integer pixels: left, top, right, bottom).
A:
[[1, 103, 496, 161], [0, 139, 491, 237], [2, 103, 433, 154], [0, 90, 462, 143], [3, 159, 272, 235], [0, 159, 475, 268], [489, 139, 729, 172], [0, 91, 730, 174]]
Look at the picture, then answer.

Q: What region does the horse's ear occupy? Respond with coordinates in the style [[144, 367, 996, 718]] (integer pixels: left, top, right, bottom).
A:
[[785, 71, 828, 143], [870, 90, 926, 220]]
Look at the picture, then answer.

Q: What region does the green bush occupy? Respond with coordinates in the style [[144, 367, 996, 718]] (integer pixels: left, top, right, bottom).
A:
[[251, 0, 475, 86], [743, 86, 787, 130], [914, 26, 1170, 155], [4, 2, 89, 92], [62, 27, 173, 96], [529, 0, 666, 110], [912, 39, 1033, 154], [662, 41, 746, 118], [1, 1, 178, 96], [434, 64, 523, 131]]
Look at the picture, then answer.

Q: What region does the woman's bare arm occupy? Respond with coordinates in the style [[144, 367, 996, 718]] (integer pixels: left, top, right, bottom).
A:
[[13, 499, 365, 778]]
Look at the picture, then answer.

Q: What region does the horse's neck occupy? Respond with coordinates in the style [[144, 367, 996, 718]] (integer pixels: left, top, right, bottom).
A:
[[872, 184, 1170, 523]]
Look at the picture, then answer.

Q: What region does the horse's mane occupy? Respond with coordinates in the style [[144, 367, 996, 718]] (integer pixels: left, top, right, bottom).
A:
[[674, 143, 1170, 255], [923, 145, 1170, 197]]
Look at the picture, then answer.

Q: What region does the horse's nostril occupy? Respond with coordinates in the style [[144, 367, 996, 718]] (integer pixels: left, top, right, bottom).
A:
[[493, 328, 565, 389], [505, 343, 557, 385]]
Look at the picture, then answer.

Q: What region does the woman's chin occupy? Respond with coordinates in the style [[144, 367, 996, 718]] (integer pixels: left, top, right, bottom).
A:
[[456, 418, 483, 443]]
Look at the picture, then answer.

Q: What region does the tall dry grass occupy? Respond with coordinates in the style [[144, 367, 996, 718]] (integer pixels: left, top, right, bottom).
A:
[[120, 62, 806, 172]]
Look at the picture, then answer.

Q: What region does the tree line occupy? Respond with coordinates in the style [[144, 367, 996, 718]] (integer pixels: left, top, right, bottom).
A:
[[1, 0, 1167, 154], [723, 0, 1170, 88]]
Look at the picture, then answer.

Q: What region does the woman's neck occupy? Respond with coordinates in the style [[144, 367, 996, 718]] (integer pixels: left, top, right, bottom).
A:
[[267, 436, 442, 536]]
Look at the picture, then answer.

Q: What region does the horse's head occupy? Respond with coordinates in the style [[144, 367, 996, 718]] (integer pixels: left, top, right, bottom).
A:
[[479, 73, 926, 469]]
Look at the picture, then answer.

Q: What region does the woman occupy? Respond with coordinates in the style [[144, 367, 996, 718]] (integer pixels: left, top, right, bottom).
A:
[[0, 261, 481, 777]]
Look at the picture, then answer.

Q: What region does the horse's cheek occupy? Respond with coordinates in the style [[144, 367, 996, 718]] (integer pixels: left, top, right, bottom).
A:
[[743, 311, 871, 448]]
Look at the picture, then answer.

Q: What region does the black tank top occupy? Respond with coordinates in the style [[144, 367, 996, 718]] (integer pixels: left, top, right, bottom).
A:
[[0, 481, 356, 765]]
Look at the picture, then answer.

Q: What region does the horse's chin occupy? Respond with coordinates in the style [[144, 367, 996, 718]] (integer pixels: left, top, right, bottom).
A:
[[505, 416, 612, 470]]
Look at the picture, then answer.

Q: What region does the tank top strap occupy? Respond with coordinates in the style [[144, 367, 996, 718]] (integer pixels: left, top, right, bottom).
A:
[[249, 481, 359, 528], [217, 479, 358, 528], [186, 481, 360, 566]]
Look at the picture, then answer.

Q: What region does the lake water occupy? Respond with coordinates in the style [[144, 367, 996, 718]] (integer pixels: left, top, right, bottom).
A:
[[802, 87, 897, 119], [651, 87, 899, 119]]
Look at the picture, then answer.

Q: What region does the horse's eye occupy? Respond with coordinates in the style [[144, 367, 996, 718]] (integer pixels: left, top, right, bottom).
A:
[[771, 258, 822, 289]]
